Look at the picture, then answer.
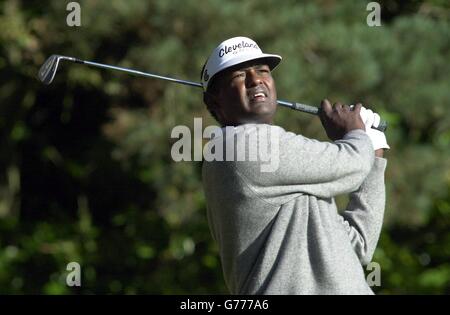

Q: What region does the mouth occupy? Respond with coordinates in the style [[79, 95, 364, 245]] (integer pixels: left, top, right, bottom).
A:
[[248, 90, 268, 102]]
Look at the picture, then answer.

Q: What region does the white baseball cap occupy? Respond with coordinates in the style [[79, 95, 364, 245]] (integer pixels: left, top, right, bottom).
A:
[[201, 36, 282, 92]]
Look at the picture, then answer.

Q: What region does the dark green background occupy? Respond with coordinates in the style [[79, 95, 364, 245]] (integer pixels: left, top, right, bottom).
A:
[[0, 0, 449, 294]]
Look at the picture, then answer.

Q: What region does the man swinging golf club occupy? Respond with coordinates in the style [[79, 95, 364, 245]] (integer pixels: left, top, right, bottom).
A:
[[201, 36, 389, 295]]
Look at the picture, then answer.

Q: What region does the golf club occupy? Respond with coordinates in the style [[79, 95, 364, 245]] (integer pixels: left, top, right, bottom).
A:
[[38, 54, 387, 132]]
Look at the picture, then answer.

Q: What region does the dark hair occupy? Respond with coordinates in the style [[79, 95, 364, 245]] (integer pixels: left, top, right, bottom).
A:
[[200, 62, 221, 122]]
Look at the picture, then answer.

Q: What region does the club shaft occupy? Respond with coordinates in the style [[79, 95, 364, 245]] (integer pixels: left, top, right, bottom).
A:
[[81, 61, 322, 114], [82, 60, 203, 88], [71, 58, 387, 131]]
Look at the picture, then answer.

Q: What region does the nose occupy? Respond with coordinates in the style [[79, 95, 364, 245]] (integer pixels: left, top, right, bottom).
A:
[[245, 69, 263, 88]]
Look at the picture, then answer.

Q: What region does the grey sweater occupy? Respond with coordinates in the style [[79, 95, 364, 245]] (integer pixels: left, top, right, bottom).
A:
[[202, 124, 387, 295]]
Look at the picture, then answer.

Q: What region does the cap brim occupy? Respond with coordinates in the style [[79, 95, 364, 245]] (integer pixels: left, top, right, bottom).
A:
[[220, 53, 282, 73], [206, 53, 282, 91]]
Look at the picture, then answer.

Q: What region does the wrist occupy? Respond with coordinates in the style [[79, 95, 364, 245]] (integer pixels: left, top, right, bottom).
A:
[[375, 149, 384, 158]]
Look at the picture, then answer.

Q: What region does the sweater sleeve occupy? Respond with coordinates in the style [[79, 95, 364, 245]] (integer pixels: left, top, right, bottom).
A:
[[233, 125, 375, 205], [337, 157, 387, 265]]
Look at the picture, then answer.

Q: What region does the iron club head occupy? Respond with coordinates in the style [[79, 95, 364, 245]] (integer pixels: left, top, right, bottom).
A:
[[38, 55, 62, 85], [38, 55, 83, 85]]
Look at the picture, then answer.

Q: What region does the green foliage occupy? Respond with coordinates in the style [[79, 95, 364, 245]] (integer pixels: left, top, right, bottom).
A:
[[0, 0, 449, 294]]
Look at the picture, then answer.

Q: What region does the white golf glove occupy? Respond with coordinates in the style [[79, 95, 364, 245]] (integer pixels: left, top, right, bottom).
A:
[[359, 106, 390, 151]]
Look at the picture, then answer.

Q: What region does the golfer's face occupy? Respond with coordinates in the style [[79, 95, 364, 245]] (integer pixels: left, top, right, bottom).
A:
[[216, 61, 277, 125]]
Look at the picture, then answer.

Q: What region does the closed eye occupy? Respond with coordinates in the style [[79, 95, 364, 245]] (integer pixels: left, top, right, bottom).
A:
[[229, 66, 271, 82], [231, 72, 245, 80], [255, 66, 271, 73]]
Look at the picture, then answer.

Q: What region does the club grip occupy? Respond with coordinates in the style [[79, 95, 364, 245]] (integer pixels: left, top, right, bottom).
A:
[[376, 120, 387, 132], [285, 101, 388, 132]]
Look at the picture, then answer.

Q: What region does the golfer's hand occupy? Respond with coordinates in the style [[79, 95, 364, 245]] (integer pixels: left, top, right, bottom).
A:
[[358, 104, 390, 151], [319, 99, 365, 141]]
